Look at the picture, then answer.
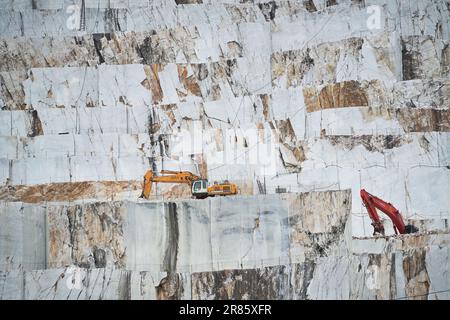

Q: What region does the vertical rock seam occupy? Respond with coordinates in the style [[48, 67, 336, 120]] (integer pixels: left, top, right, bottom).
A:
[[118, 270, 132, 300], [163, 203, 179, 273]]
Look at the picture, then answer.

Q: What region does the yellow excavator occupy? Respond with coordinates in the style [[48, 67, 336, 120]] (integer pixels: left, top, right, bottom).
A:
[[139, 170, 238, 199]]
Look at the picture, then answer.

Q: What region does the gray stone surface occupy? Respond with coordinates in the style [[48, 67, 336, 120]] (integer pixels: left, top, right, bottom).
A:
[[0, 202, 47, 271], [0, 191, 352, 272]]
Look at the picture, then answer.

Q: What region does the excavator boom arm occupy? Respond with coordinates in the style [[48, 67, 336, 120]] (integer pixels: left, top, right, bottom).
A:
[[360, 189, 407, 235]]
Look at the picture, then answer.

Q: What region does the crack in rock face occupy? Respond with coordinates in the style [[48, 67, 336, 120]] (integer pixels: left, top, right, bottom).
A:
[[292, 260, 316, 299], [163, 203, 179, 273], [93, 247, 107, 268]]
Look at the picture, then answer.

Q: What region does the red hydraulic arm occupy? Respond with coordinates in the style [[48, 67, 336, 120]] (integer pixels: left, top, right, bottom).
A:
[[360, 189, 411, 235]]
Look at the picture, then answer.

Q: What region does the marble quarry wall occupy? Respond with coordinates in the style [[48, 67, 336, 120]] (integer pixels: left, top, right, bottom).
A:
[[0, 0, 449, 300], [1, 190, 449, 300], [0, 191, 351, 272], [1, 0, 449, 238]]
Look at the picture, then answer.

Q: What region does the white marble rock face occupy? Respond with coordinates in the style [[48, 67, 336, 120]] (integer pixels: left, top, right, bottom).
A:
[[1, 191, 449, 300], [0, 191, 351, 272], [0, 0, 449, 300]]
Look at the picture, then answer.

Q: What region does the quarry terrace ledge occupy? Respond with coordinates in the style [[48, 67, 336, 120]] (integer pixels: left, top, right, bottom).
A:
[[0, 191, 448, 266]]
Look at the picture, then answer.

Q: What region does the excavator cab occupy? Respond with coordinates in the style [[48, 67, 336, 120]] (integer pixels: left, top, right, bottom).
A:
[[192, 179, 209, 199], [191, 179, 239, 199]]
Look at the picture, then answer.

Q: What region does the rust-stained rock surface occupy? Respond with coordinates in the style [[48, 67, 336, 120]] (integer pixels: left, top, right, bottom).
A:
[[47, 201, 127, 269], [303, 80, 371, 112], [360, 108, 450, 132], [0, 181, 142, 203]]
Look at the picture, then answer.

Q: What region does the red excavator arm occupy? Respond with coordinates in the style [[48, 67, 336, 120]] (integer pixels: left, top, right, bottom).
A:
[[360, 189, 418, 235]]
